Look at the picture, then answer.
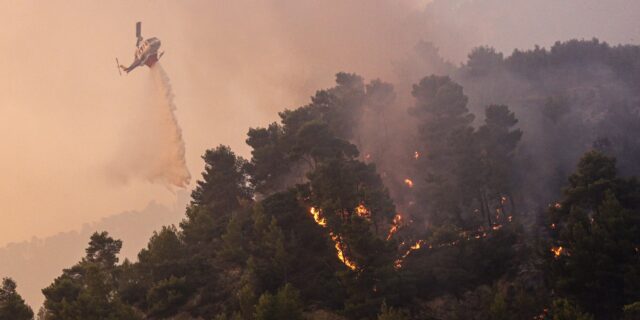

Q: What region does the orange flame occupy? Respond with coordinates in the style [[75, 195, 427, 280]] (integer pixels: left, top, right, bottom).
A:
[[410, 240, 424, 250], [404, 178, 414, 188], [386, 214, 402, 240], [331, 233, 357, 270], [355, 203, 371, 219], [309, 207, 327, 227], [554, 202, 562, 209], [551, 246, 563, 258], [308, 207, 357, 270], [394, 240, 426, 268], [394, 210, 519, 269], [414, 151, 420, 159]]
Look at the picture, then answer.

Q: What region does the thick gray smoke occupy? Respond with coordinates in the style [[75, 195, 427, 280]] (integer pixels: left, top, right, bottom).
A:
[[109, 64, 191, 188], [375, 40, 640, 218]]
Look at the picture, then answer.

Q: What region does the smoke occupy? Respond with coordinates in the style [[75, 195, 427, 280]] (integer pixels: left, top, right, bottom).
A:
[[147, 64, 191, 188], [0, 195, 187, 310], [420, 0, 640, 63], [1, 0, 639, 265], [108, 64, 191, 188], [0, 0, 639, 310]]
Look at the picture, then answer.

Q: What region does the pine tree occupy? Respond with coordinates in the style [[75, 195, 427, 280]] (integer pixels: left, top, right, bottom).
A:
[[254, 284, 304, 320], [548, 151, 640, 318], [409, 75, 476, 226], [0, 278, 33, 320], [41, 232, 140, 320], [177, 145, 254, 317], [474, 105, 522, 225], [377, 301, 409, 320]]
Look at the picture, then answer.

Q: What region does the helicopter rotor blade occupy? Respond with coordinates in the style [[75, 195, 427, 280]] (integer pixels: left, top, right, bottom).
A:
[[115, 58, 122, 76]]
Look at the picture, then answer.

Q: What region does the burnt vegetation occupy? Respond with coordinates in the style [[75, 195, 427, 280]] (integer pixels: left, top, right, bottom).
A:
[[5, 39, 640, 320]]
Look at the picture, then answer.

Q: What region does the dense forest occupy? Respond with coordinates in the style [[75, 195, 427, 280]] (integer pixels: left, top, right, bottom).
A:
[[2, 39, 640, 320]]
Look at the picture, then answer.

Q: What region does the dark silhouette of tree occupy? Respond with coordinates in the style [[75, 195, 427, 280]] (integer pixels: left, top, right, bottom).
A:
[[41, 232, 139, 320], [377, 300, 409, 320], [475, 105, 522, 224], [190, 145, 252, 210], [85, 231, 122, 268], [465, 46, 504, 76], [409, 75, 476, 226], [0, 277, 33, 320], [548, 151, 640, 319], [37, 38, 640, 318], [254, 284, 304, 320]]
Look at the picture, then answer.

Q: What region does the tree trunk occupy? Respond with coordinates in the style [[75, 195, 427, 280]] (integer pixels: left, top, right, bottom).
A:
[[478, 192, 492, 227], [482, 191, 492, 227], [507, 191, 516, 217]]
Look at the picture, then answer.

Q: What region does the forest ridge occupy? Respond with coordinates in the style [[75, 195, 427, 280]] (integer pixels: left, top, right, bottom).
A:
[[2, 39, 640, 320]]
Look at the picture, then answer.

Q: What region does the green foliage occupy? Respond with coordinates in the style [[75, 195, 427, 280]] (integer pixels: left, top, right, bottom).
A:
[[172, 145, 255, 317], [409, 75, 476, 226], [548, 151, 640, 318], [37, 41, 640, 319], [408, 76, 521, 277], [137, 226, 187, 282], [307, 159, 396, 230], [237, 279, 257, 319], [550, 299, 594, 320], [377, 301, 408, 320], [541, 96, 571, 124], [474, 104, 522, 224], [255, 190, 342, 307], [41, 232, 140, 320], [247, 73, 389, 196], [118, 226, 189, 313], [218, 210, 251, 265], [254, 284, 304, 320], [305, 157, 398, 319], [488, 291, 508, 320], [146, 276, 190, 318], [85, 231, 122, 268], [564, 150, 619, 209], [190, 145, 252, 209], [466, 46, 504, 76], [624, 301, 640, 320], [182, 145, 252, 246], [0, 278, 33, 320], [402, 225, 518, 298], [245, 123, 290, 194]]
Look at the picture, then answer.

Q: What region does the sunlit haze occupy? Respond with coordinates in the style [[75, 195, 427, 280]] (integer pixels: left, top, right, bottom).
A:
[[1, 0, 638, 246], [1, 1, 640, 315]]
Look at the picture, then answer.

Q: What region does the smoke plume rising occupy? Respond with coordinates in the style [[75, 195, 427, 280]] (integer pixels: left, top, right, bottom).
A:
[[1, 1, 640, 309], [109, 64, 191, 188]]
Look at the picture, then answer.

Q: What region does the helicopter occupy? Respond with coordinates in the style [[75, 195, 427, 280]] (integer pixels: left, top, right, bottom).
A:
[[116, 22, 164, 75]]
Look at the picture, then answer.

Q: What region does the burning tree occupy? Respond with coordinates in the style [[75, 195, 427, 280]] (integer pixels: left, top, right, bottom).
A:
[[408, 75, 476, 227], [408, 76, 521, 230]]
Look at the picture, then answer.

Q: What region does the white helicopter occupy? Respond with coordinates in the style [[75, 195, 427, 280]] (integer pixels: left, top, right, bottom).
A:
[[116, 22, 164, 75]]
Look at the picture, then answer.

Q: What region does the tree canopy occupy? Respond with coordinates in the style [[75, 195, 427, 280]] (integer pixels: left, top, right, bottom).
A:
[[32, 40, 640, 319]]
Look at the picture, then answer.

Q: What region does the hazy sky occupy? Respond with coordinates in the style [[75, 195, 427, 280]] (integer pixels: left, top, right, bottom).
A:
[[1, 0, 639, 247], [0, 0, 426, 246]]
